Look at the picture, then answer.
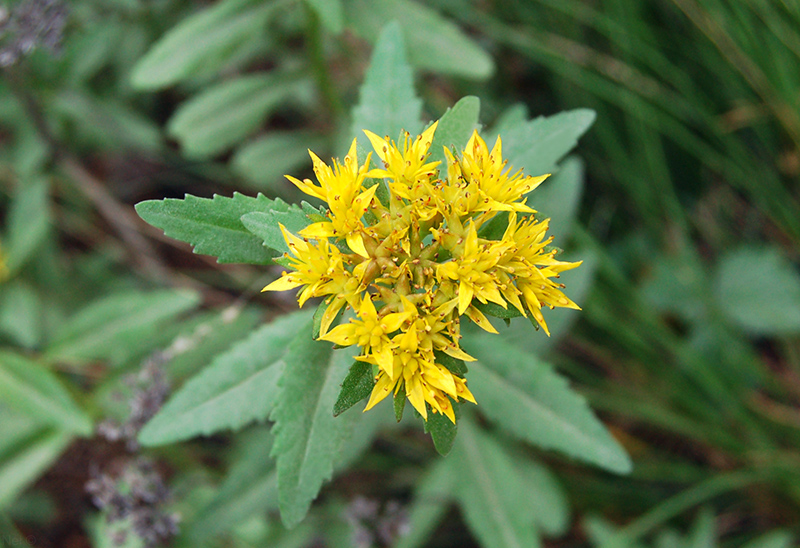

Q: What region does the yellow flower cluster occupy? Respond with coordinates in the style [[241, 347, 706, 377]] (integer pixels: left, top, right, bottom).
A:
[[265, 124, 581, 423]]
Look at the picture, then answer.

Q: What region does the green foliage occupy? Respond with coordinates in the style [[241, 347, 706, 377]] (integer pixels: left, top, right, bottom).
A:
[[332, 361, 375, 416], [138, 311, 311, 446], [715, 245, 800, 335], [135, 193, 280, 264], [269, 331, 355, 527], [452, 418, 541, 548], [351, 21, 423, 145], [130, 0, 279, 90], [427, 95, 481, 167], [343, 0, 494, 79], [0, 352, 92, 435], [240, 201, 326, 255], [464, 334, 631, 473], [45, 289, 201, 367], [168, 73, 312, 159]]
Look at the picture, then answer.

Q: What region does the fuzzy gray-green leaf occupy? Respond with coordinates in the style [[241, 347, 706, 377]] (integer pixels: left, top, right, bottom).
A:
[[464, 335, 631, 474], [135, 193, 280, 264], [351, 21, 422, 147], [138, 311, 312, 446], [270, 333, 356, 527]]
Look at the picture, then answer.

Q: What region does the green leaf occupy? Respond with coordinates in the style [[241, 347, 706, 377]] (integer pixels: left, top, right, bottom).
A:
[[428, 96, 481, 167], [0, 280, 43, 348], [135, 193, 280, 264], [394, 459, 456, 548], [305, 0, 343, 34], [501, 109, 596, 176], [167, 73, 311, 158], [434, 350, 468, 376], [333, 361, 375, 416], [138, 311, 312, 446], [240, 201, 326, 254], [742, 530, 793, 548], [715, 245, 800, 335], [531, 156, 584, 239], [475, 301, 524, 320], [453, 418, 541, 548], [188, 426, 277, 540], [686, 508, 716, 548], [351, 21, 422, 147], [231, 131, 326, 191], [425, 405, 458, 456], [46, 289, 201, 367], [343, 0, 494, 80], [5, 177, 50, 275], [270, 333, 356, 527], [165, 307, 263, 380], [463, 334, 632, 474], [0, 352, 92, 435], [130, 0, 278, 90], [0, 428, 73, 511], [517, 457, 570, 536], [393, 389, 405, 422]]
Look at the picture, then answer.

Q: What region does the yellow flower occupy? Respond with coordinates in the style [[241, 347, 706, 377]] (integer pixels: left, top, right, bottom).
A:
[[264, 124, 581, 425], [287, 139, 377, 257]]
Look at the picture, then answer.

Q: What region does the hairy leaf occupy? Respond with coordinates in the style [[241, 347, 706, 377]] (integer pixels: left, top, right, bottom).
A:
[[270, 333, 355, 527], [501, 109, 596, 176], [464, 335, 631, 474], [240, 201, 326, 254], [351, 21, 422, 147], [136, 193, 280, 264], [453, 418, 540, 548], [344, 0, 494, 79], [428, 96, 480, 167], [138, 311, 312, 446]]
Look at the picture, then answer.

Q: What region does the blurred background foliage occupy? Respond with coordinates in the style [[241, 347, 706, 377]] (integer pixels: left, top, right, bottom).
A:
[[1, 0, 800, 546]]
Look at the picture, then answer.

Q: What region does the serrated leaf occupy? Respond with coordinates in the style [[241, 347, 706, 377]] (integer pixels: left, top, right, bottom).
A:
[[475, 301, 525, 320], [130, 0, 277, 90], [715, 245, 800, 335], [46, 289, 200, 367], [453, 418, 540, 548], [501, 109, 596, 176], [135, 193, 280, 264], [305, 0, 343, 33], [240, 201, 326, 254], [168, 73, 311, 158], [0, 352, 92, 435], [343, 0, 494, 80], [5, 177, 50, 275], [232, 131, 325, 191], [394, 459, 456, 548], [463, 334, 631, 473], [426, 406, 458, 456], [428, 96, 480, 167], [270, 332, 356, 527], [138, 311, 312, 446], [0, 428, 73, 510], [188, 426, 277, 540], [333, 361, 375, 416], [351, 21, 422, 147]]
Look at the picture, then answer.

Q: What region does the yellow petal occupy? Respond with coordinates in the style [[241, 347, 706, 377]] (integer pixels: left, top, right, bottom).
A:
[[347, 232, 369, 258], [262, 273, 302, 292], [465, 305, 498, 334], [364, 372, 396, 411]]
